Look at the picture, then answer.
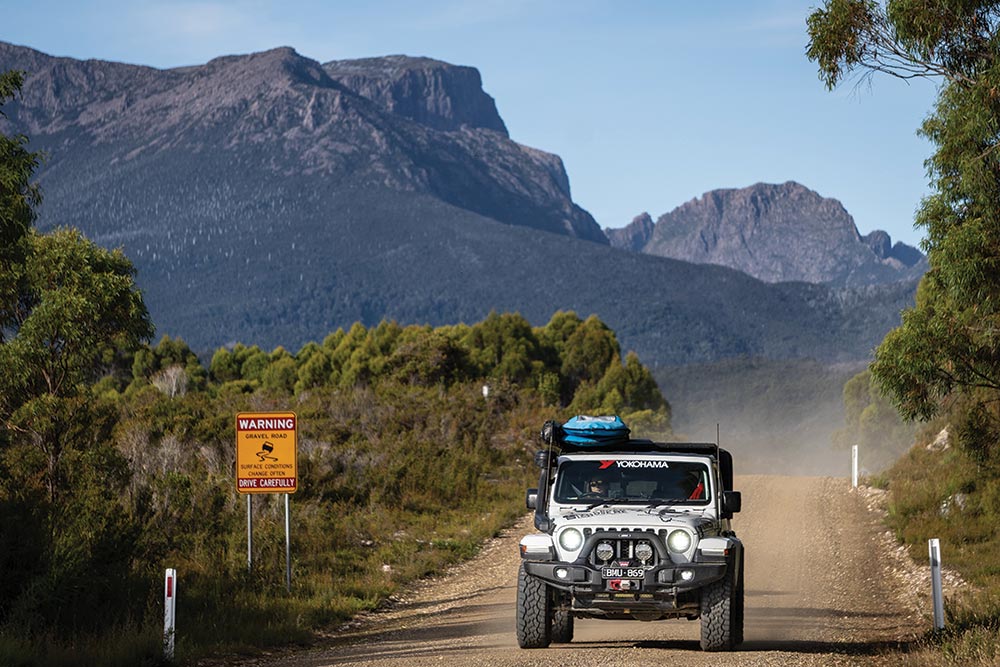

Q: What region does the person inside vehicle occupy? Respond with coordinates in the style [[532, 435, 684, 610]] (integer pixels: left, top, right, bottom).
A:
[[587, 473, 610, 497]]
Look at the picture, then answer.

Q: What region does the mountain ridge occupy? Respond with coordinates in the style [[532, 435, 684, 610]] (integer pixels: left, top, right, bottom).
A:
[[605, 181, 925, 286], [0, 42, 917, 366], [0, 41, 606, 244]]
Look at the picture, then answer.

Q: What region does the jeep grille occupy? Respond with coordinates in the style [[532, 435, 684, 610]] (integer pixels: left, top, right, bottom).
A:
[[582, 527, 668, 567]]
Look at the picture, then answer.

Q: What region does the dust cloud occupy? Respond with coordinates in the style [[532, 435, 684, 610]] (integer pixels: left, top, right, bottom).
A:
[[654, 358, 866, 478]]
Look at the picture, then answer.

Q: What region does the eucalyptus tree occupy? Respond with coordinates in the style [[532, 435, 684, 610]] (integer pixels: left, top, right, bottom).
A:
[[808, 2, 1000, 458], [0, 71, 153, 500], [0, 69, 41, 343]]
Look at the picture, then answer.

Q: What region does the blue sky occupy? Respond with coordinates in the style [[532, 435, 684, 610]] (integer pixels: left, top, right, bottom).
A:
[[5, 0, 938, 247]]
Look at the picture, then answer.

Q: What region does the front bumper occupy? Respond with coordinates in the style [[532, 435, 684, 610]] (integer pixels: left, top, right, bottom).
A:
[[523, 558, 727, 595]]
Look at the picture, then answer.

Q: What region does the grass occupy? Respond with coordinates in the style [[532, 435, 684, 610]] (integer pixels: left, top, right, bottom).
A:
[[0, 498, 526, 666], [0, 625, 167, 667], [884, 439, 1000, 666]]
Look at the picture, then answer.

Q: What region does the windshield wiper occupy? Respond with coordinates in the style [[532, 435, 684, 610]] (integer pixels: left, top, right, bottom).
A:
[[645, 498, 683, 510], [578, 500, 611, 511]]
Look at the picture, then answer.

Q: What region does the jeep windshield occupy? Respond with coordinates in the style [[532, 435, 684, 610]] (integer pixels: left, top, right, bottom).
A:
[[553, 458, 711, 505]]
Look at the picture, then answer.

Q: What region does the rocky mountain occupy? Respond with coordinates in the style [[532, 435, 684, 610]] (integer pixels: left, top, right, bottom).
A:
[[0, 43, 917, 365], [605, 212, 654, 252], [322, 55, 509, 134], [0, 42, 605, 245], [606, 182, 925, 286]]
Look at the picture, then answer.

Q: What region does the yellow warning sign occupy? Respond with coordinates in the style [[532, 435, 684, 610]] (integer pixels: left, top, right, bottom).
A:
[[235, 412, 298, 494]]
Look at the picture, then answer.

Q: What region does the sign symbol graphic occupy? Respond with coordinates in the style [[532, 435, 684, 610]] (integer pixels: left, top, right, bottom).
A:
[[257, 441, 279, 462]]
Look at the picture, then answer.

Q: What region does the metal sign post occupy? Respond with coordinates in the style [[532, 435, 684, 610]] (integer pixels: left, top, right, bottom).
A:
[[163, 568, 177, 660], [929, 538, 945, 630], [285, 493, 292, 592], [247, 495, 253, 572]]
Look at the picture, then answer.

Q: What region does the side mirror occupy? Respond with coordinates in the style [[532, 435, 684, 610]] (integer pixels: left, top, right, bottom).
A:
[[525, 488, 538, 510], [534, 450, 551, 469], [721, 490, 742, 517]]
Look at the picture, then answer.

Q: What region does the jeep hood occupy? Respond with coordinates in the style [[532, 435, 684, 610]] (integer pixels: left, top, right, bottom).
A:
[[551, 506, 712, 532]]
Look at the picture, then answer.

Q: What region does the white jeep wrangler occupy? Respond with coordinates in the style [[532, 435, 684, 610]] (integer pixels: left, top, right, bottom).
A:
[[517, 423, 744, 651]]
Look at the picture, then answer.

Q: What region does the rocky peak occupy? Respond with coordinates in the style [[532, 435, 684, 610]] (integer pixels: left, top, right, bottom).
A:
[[606, 212, 654, 252], [199, 47, 334, 88], [863, 230, 923, 268], [863, 230, 892, 259], [889, 241, 924, 268], [637, 181, 925, 286], [0, 44, 347, 141], [323, 55, 508, 135]]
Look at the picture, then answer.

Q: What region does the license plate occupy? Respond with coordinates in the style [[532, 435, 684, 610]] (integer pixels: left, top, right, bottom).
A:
[[601, 567, 645, 579]]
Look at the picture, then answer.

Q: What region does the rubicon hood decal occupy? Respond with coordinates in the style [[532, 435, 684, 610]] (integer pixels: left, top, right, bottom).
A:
[[561, 508, 632, 521], [555, 508, 713, 531]]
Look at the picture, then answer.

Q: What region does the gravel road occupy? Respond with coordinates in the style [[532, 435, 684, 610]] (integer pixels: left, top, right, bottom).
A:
[[246, 475, 926, 667]]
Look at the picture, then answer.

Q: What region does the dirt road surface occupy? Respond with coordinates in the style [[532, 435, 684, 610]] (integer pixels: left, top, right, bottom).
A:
[[246, 475, 925, 667]]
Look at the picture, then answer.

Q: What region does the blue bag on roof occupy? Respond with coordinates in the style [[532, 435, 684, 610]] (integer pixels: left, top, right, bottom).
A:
[[561, 415, 630, 447]]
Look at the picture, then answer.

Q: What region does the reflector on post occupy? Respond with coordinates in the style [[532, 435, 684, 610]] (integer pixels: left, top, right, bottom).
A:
[[164, 568, 177, 660], [929, 538, 944, 630]]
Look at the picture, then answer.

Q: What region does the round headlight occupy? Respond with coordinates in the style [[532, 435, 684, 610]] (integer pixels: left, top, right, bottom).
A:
[[595, 541, 615, 561], [635, 541, 654, 563], [559, 528, 584, 551], [667, 530, 692, 553]]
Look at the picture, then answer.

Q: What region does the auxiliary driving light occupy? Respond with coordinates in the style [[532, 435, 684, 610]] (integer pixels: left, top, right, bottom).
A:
[[555, 567, 569, 580], [595, 541, 615, 562], [635, 541, 654, 563], [680, 569, 695, 582]]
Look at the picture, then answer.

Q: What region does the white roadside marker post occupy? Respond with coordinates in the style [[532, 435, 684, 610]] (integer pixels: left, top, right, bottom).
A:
[[929, 538, 945, 630], [164, 568, 177, 660], [851, 444, 859, 489]]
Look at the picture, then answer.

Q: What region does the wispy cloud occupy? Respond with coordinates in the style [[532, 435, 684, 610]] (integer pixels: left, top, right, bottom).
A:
[[407, 0, 550, 32], [117, 1, 315, 65], [140, 1, 257, 38], [733, 10, 810, 34], [716, 7, 812, 49]]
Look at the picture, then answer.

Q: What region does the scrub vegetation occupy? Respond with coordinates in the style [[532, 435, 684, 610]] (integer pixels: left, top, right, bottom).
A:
[[0, 320, 669, 666]]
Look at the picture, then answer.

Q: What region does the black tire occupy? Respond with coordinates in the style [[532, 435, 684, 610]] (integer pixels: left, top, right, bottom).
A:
[[699, 566, 735, 651], [551, 606, 574, 643], [733, 552, 745, 647], [516, 564, 551, 648]]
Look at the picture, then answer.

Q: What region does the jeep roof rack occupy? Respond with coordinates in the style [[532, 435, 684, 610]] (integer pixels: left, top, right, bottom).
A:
[[555, 439, 717, 455]]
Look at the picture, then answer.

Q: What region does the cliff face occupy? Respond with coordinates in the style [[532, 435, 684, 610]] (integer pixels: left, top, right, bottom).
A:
[[609, 181, 924, 286], [0, 42, 606, 244], [605, 212, 654, 252], [323, 55, 509, 134]]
